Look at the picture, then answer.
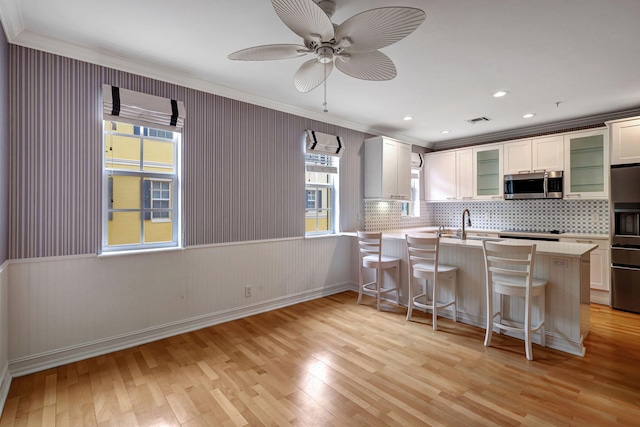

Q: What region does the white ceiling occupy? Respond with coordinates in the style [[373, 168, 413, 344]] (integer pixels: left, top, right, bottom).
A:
[[2, 0, 640, 148]]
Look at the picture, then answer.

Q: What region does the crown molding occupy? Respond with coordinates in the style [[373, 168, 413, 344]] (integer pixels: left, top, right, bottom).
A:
[[0, 0, 23, 41], [6, 27, 430, 147], [433, 107, 640, 151]]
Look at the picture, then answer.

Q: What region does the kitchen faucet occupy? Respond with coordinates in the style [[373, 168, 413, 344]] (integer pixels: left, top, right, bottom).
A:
[[461, 209, 472, 240]]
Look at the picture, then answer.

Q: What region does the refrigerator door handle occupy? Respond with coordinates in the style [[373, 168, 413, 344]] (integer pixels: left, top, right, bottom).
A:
[[611, 264, 640, 271]]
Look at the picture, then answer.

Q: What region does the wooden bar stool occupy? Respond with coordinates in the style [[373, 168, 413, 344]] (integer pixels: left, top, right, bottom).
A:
[[405, 234, 458, 330], [482, 240, 547, 360], [357, 231, 400, 311]]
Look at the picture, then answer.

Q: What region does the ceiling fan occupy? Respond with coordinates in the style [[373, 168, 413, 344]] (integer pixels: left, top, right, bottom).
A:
[[228, 0, 426, 95]]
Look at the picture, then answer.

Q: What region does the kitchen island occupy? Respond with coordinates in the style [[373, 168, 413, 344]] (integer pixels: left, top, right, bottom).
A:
[[348, 228, 597, 356]]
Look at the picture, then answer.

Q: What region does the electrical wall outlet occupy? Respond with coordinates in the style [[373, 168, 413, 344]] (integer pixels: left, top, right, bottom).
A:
[[244, 286, 252, 297], [591, 213, 599, 222], [484, 212, 491, 219]]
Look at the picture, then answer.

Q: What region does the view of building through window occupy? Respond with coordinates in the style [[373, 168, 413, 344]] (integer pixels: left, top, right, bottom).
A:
[[305, 153, 338, 234], [103, 121, 180, 251], [402, 169, 421, 217]]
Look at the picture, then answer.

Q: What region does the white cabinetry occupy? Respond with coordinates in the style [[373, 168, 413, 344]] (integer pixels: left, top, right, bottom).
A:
[[532, 135, 565, 171], [456, 149, 474, 200], [561, 237, 610, 305], [503, 139, 531, 174], [365, 136, 411, 200], [425, 150, 456, 201], [504, 135, 564, 174], [563, 129, 609, 199], [473, 145, 503, 200], [608, 117, 640, 165]]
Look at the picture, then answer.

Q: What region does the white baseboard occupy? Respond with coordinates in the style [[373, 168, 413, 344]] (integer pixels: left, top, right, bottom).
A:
[[9, 283, 352, 377], [590, 289, 610, 306]]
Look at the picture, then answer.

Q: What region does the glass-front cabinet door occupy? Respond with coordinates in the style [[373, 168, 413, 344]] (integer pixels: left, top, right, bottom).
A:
[[564, 129, 609, 199], [473, 145, 503, 199]]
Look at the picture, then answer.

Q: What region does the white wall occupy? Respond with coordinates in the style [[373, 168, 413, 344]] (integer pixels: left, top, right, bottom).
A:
[[7, 236, 352, 376]]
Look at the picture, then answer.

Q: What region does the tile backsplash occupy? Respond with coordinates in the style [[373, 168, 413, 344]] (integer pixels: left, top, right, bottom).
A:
[[365, 199, 609, 234]]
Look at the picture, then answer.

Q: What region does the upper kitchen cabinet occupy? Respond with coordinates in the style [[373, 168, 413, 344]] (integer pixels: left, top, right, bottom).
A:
[[425, 150, 456, 201], [364, 136, 412, 200], [456, 148, 474, 200], [473, 144, 503, 200], [563, 128, 609, 199], [504, 135, 564, 174], [608, 117, 640, 165]]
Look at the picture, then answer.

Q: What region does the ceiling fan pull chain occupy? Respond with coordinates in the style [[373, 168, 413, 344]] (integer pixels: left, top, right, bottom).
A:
[[323, 60, 328, 113]]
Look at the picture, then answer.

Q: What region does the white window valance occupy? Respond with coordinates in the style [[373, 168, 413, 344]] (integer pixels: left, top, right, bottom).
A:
[[411, 152, 423, 168], [305, 130, 343, 157], [102, 84, 186, 131]]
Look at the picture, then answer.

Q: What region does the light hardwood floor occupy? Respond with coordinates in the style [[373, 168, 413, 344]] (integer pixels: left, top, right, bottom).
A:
[[1, 291, 639, 426]]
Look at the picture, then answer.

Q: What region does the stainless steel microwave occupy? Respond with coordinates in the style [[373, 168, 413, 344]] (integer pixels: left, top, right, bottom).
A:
[[504, 171, 563, 200]]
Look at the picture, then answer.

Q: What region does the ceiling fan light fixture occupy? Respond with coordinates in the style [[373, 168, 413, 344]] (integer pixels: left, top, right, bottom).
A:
[[317, 46, 334, 63]]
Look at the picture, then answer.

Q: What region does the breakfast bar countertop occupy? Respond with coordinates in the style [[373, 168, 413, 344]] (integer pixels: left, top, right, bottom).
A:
[[343, 227, 598, 258]]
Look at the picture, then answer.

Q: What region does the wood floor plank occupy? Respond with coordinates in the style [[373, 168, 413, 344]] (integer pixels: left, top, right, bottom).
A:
[[3, 291, 640, 426]]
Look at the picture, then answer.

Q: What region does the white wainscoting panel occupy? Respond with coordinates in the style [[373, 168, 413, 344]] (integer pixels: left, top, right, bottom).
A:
[[7, 236, 352, 376], [0, 261, 10, 411]]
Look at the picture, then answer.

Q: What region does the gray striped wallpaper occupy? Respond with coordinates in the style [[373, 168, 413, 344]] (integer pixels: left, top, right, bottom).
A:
[[9, 45, 366, 259], [0, 22, 8, 265]]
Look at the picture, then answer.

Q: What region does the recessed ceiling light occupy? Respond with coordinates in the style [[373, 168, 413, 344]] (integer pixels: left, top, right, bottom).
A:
[[523, 113, 536, 118], [402, 116, 413, 121], [441, 130, 451, 134], [493, 91, 509, 98]]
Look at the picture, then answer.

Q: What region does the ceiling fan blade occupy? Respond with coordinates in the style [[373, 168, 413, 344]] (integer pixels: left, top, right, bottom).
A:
[[294, 58, 333, 92], [335, 51, 397, 81], [272, 0, 334, 42], [335, 7, 426, 53], [228, 44, 309, 61]]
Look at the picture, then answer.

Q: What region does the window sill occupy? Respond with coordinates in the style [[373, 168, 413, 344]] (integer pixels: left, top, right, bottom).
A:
[[98, 246, 184, 258], [304, 233, 343, 240]]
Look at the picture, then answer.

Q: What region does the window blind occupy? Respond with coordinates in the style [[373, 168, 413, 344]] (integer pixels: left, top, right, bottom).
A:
[[102, 84, 186, 131], [411, 152, 423, 168], [305, 130, 343, 157], [305, 153, 338, 174]]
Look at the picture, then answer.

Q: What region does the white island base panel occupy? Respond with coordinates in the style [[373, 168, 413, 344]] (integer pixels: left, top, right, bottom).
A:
[[352, 232, 593, 357]]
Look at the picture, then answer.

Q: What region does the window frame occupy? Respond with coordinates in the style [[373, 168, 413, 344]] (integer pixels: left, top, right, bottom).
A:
[[304, 152, 339, 236], [101, 121, 181, 253]]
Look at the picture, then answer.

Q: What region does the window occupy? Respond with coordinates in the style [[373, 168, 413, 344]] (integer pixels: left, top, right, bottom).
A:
[[151, 180, 171, 221], [305, 153, 339, 235], [103, 121, 180, 251], [401, 168, 421, 217]]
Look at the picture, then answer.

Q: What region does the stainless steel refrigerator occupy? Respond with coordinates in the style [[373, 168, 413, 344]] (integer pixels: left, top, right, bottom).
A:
[[610, 164, 640, 313]]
